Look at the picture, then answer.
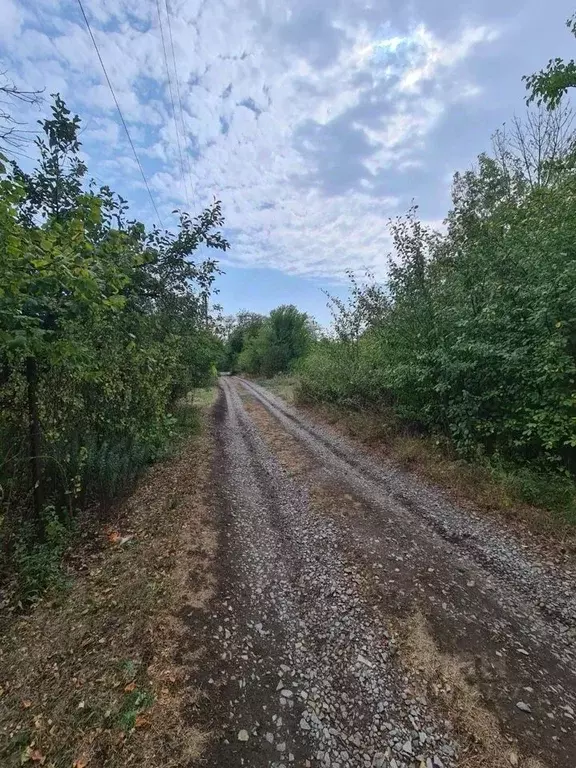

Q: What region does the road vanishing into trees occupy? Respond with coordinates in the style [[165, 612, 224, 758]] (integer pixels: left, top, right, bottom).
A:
[[197, 377, 576, 768]]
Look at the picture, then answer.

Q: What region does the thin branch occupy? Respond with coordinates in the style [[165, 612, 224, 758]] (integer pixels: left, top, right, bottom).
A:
[[0, 71, 44, 149]]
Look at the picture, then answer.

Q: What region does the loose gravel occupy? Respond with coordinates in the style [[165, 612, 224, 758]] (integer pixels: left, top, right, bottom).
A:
[[241, 379, 576, 646], [199, 377, 576, 767]]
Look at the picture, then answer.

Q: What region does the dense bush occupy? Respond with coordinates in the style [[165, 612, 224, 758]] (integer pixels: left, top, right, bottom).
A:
[[225, 305, 315, 377], [221, 311, 266, 373], [300, 106, 576, 476], [0, 95, 227, 567]]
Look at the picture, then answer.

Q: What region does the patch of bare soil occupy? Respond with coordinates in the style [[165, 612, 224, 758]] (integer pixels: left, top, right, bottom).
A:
[[0, 403, 217, 768]]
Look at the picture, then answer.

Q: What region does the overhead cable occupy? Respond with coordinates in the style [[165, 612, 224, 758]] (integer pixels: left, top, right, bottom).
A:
[[75, 0, 164, 227]]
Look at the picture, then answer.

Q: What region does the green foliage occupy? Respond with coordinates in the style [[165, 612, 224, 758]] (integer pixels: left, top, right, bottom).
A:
[[524, 15, 576, 109], [12, 506, 73, 600], [228, 305, 315, 377], [298, 335, 391, 409], [0, 94, 228, 571], [221, 311, 266, 372], [116, 687, 155, 732], [492, 463, 576, 526], [300, 106, 576, 486]]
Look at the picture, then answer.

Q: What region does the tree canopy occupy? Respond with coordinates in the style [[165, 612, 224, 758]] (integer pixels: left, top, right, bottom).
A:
[[224, 305, 315, 377], [0, 94, 227, 540], [524, 14, 576, 108]]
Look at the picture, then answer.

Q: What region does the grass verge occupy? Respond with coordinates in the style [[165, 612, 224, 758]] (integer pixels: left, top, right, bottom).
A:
[[0, 387, 218, 767]]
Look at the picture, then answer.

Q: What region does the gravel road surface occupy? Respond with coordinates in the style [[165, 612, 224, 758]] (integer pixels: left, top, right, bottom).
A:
[[197, 377, 576, 768]]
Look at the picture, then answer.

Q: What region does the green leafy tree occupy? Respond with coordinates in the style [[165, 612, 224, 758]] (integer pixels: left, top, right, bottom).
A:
[[260, 305, 314, 376], [325, 270, 389, 346], [299, 106, 576, 475], [235, 305, 314, 377], [226, 305, 315, 377], [524, 15, 576, 109], [222, 311, 266, 372], [0, 93, 228, 540]]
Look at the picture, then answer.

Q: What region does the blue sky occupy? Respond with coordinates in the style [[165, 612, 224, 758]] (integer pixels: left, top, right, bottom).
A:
[[1, 0, 575, 326]]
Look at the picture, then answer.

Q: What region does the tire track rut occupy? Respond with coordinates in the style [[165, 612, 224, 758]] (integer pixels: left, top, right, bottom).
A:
[[198, 378, 575, 768]]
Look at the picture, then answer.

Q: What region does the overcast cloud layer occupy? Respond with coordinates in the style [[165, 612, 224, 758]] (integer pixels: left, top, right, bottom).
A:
[[1, 0, 574, 279]]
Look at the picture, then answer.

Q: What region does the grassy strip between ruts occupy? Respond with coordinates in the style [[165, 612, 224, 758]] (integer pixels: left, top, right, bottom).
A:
[[259, 375, 576, 557], [0, 387, 218, 768]]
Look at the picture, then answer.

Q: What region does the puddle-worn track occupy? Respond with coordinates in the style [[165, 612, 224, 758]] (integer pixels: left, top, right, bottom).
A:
[[199, 377, 576, 768]]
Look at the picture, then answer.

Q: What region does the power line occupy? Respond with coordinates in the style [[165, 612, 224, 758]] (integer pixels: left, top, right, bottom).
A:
[[74, 0, 164, 228], [155, 0, 190, 210], [164, 0, 194, 210], [2, 147, 37, 162]]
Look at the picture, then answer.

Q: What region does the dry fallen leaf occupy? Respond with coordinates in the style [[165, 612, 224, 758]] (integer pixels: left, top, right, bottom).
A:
[[134, 714, 150, 728], [107, 531, 135, 546]]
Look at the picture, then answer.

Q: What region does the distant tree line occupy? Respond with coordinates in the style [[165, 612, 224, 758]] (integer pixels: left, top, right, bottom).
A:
[[222, 306, 315, 377]]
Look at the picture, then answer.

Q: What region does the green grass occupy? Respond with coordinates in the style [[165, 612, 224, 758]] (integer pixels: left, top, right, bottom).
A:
[[492, 462, 576, 527], [191, 385, 219, 409], [115, 687, 155, 732]]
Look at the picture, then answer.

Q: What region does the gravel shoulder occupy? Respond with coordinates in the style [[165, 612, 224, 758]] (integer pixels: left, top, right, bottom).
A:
[[199, 378, 576, 768]]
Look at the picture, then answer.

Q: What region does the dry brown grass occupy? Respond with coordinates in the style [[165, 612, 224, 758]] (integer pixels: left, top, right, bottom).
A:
[[0, 394, 217, 768], [399, 611, 545, 768]]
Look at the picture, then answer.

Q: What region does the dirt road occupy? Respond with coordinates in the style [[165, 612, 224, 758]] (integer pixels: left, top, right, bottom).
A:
[[197, 377, 576, 768]]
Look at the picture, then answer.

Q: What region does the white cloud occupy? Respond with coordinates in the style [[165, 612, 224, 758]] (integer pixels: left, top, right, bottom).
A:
[[399, 24, 499, 92], [84, 115, 120, 143], [0, 0, 21, 43], [0, 0, 499, 278]]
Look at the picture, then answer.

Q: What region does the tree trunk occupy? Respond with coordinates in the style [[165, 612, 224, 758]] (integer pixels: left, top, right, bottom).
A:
[[26, 356, 43, 523]]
